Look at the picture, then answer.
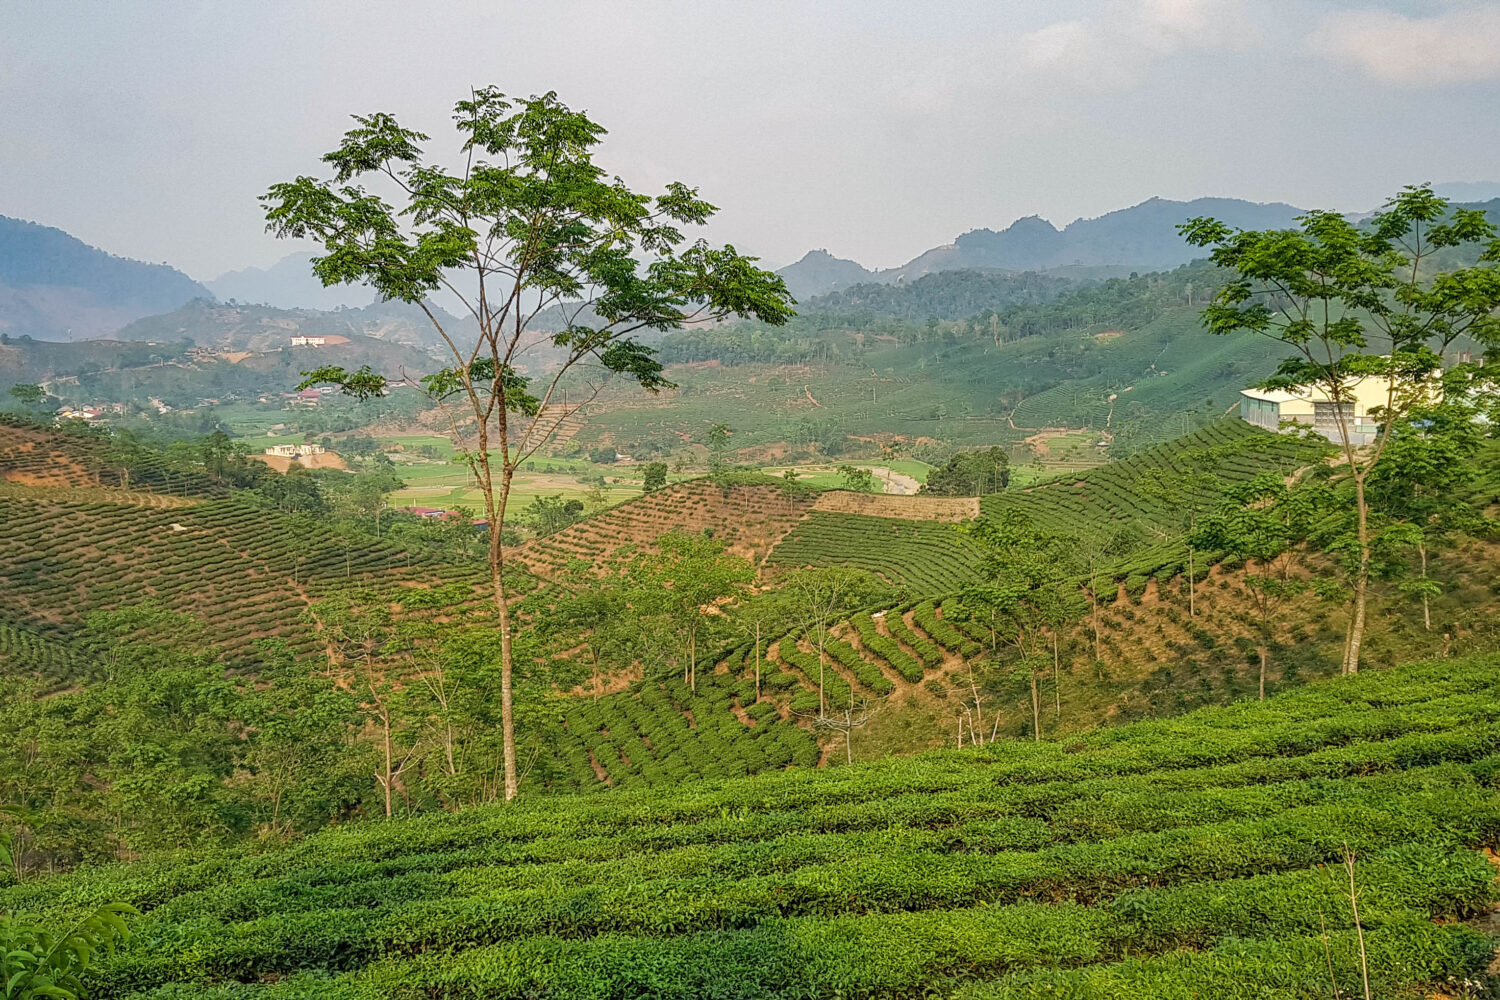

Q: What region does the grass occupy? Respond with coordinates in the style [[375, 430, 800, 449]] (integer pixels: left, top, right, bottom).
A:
[[385, 451, 656, 512], [756, 460, 934, 492], [14, 655, 1500, 999]]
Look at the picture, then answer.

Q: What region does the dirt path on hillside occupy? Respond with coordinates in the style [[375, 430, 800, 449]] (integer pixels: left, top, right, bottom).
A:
[[866, 466, 921, 495], [811, 491, 978, 521]]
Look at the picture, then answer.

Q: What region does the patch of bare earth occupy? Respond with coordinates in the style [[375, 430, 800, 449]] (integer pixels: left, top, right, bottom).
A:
[[811, 491, 978, 522]]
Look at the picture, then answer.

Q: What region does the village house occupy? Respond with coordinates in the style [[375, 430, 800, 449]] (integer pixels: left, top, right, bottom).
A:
[[263, 443, 327, 458]]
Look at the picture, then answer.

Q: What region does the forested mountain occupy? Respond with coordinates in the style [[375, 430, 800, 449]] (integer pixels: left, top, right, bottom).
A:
[[775, 249, 876, 300], [885, 197, 1305, 281], [794, 268, 1081, 323], [0, 216, 210, 340]]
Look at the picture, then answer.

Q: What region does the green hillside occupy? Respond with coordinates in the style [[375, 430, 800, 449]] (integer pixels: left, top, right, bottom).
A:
[[582, 263, 1290, 461], [764, 421, 1327, 592], [11, 656, 1500, 999]]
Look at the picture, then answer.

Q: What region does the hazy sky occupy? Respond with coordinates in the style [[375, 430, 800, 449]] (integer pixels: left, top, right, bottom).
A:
[[5, 0, 1500, 280]]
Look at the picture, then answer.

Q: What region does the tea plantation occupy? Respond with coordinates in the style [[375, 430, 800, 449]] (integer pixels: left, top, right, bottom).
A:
[[10, 655, 1499, 999], [0, 492, 470, 673], [762, 421, 1326, 593]]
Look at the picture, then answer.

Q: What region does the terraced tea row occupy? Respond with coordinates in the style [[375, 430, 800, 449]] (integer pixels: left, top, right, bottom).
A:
[[0, 495, 442, 669], [510, 479, 817, 576], [762, 422, 1325, 595], [0, 419, 226, 497], [984, 419, 1327, 534], [14, 656, 1498, 999], [535, 669, 821, 792], [766, 511, 987, 591]]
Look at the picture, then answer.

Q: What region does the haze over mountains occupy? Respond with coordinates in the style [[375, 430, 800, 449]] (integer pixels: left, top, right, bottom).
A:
[[0, 216, 210, 341], [5, 184, 1500, 338], [775, 197, 1306, 300], [207, 252, 374, 312]]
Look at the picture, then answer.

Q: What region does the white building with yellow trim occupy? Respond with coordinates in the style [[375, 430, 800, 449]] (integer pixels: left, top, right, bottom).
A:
[[1239, 377, 1403, 446]]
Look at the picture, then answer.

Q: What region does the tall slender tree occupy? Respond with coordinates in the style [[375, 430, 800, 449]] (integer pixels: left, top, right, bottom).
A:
[[1181, 186, 1500, 673], [263, 89, 793, 799]]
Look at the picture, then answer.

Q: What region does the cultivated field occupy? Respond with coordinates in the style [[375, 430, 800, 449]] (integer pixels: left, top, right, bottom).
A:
[[15, 656, 1499, 999]]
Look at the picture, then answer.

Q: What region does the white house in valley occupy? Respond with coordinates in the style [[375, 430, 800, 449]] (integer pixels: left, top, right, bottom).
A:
[[264, 443, 326, 458]]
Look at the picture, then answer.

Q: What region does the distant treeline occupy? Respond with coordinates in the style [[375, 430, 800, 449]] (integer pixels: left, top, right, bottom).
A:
[[658, 262, 1218, 366]]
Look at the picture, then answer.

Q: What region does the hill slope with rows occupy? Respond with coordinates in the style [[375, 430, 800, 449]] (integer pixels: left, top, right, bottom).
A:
[[510, 477, 819, 576], [761, 421, 1325, 593], [0, 418, 227, 496], [12, 655, 1500, 999], [0, 491, 468, 677]]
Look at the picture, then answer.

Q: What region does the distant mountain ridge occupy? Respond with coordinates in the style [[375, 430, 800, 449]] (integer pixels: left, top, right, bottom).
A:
[[776, 196, 1308, 298], [0, 216, 210, 340], [776, 249, 876, 301], [208, 252, 375, 312]]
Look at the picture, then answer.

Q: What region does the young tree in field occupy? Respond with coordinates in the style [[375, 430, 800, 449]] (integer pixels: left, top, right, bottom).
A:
[[1074, 524, 1144, 669], [921, 446, 1009, 496], [782, 567, 887, 717], [6, 383, 47, 411], [837, 464, 879, 493], [1181, 187, 1500, 673], [706, 422, 733, 476], [305, 595, 415, 817], [264, 88, 793, 801], [99, 429, 149, 491], [641, 461, 668, 493], [961, 511, 1076, 741], [1194, 475, 1320, 700], [729, 589, 798, 702], [546, 564, 634, 702], [1365, 396, 1491, 632], [801, 698, 876, 764], [1135, 465, 1230, 618], [629, 532, 754, 693], [522, 494, 586, 537], [238, 661, 364, 839]]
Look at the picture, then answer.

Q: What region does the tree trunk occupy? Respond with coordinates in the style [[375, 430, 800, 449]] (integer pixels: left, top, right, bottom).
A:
[[1187, 546, 1195, 617], [1343, 478, 1371, 676], [483, 463, 518, 802], [817, 632, 826, 717], [1089, 583, 1101, 663], [754, 622, 761, 700], [969, 674, 983, 746], [495, 563, 517, 800], [1030, 671, 1041, 742], [1052, 632, 1061, 717], [381, 709, 394, 818], [1258, 644, 1268, 701], [1419, 542, 1431, 631]]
